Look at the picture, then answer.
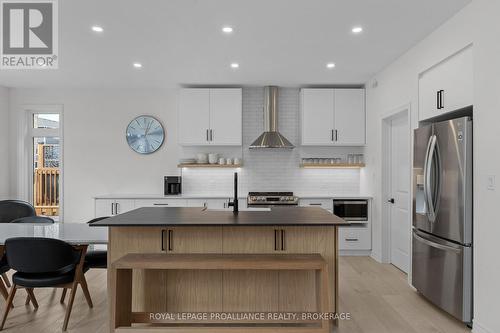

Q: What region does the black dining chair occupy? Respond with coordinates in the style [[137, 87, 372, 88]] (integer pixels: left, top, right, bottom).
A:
[[60, 217, 108, 304], [0, 200, 36, 224], [0, 200, 37, 288], [10, 216, 55, 224], [0, 257, 9, 302], [0, 237, 92, 331]]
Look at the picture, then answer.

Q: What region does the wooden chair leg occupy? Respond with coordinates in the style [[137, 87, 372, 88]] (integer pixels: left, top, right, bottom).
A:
[[0, 284, 17, 330], [60, 288, 67, 304], [62, 282, 78, 331], [79, 275, 93, 308], [1, 274, 10, 288], [0, 280, 8, 301], [25, 288, 38, 309]]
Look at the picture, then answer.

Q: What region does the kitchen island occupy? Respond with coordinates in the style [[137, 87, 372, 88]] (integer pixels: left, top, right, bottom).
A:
[[92, 206, 347, 332]]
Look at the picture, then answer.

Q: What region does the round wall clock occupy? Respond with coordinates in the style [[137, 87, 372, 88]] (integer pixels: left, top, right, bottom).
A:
[[126, 116, 165, 154]]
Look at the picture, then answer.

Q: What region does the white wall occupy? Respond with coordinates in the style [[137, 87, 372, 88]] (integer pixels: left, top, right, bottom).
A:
[[9, 88, 181, 222], [9, 87, 363, 222], [0, 86, 10, 199], [470, 1, 500, 332], [365, 1, 499, 332]]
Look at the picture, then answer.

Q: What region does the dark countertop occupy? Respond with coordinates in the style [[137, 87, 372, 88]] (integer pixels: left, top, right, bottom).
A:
[[90, 207, 347, 227]]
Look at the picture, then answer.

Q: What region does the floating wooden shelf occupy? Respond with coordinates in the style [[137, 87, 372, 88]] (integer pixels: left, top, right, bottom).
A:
[[178, 163, 243, 168], [300, 163, 365, 169]]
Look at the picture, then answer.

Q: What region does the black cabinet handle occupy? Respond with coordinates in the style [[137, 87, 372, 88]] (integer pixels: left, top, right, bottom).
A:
[[206, 129, 209, 141], [161, 230, 165, 251], [111, 203, 114, 215], [309, 203, 322, 206], [440, 90, 444, 109], [210, 129, 213, 141], [335, 130, 338, 141], [168, 230, 173, 251], [345, 238, 359, 242], [331, 129, 334, 141], [153, 203, 169, 206], [437, 90, 440, 109], [274, 229, 279, 251], [281, 230, 286, 251]]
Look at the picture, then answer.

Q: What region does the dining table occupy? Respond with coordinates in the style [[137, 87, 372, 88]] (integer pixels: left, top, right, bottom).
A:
[[0, 222, 108, 292], [0, 222, 108, 246]]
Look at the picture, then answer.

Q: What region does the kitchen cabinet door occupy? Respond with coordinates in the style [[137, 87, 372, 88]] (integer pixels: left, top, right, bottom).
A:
[[301, 89, 335, 145], [108, 227, 167, 311], [439, 46, 473, 114], [419, 46, 473, 121], [95, 199, 114, 217], [209, 88, 242, 145], [134, 199, 187, 208], [94, 199, 134, 217], [178, 88, 210, 145], [222, 227, 280, 312], [113, 199, 135, 215], [334, 89, 366, 145], [280, 226, 336, 312], [164, 227, 223, 312]]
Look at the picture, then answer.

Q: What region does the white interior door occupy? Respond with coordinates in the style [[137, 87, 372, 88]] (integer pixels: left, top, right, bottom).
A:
[[389, 112, 410, 273]]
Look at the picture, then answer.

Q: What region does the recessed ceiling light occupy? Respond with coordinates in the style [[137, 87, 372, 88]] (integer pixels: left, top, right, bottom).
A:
[[222, 26, 233, 33], [326, 63, 336, 69], [352, 26, 363, 34], [91, 26, 103, 33], [230, 63, 239, 69], [133, 62, 143, 68]]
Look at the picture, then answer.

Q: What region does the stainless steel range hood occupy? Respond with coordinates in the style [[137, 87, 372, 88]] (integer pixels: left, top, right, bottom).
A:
[[249, 86, 295, 149]]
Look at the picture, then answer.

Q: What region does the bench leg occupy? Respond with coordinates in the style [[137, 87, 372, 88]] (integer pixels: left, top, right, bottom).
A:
[[316, 267, 331, 333], [113, 268, 132, 329]]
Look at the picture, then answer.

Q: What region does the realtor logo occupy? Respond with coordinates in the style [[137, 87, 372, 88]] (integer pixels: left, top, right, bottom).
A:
[[1, 0, 58, 69]]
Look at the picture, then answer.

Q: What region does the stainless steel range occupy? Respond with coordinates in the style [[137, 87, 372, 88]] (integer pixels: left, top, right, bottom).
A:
[[247, 192, 298, 207]]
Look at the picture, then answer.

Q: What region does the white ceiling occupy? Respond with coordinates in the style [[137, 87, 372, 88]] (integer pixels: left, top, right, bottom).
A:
[[0, 0, 471, 88]]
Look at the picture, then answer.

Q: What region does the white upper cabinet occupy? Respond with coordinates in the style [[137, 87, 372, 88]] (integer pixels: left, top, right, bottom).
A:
[[209, 89, 242, 145], [178, 89, 210, 145], [301, 89, 335, 145], [419, 46, 473, 121], [334, 89, 366, 145], [178, 88, 242, 146], [301, 88, 365, 146]]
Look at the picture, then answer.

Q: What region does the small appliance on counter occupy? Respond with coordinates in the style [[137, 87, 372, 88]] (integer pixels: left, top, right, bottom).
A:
[[164, 176, 181, 195]]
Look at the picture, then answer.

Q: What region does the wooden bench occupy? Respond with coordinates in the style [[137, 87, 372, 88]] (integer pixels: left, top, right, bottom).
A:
[[111, 253, 331, 333]]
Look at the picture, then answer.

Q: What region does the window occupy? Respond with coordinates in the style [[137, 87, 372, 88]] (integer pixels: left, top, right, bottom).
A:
[[28, 110, 63, 220]]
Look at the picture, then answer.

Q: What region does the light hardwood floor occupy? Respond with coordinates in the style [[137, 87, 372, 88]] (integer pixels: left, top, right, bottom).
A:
[[0, 257, 470, 333]]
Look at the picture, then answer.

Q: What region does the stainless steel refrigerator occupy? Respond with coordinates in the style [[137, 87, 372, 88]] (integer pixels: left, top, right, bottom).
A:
[[412, 116, 472, 323]]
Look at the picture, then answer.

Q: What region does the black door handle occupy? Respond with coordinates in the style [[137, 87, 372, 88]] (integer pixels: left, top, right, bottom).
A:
[[388, 198, 395, 204]]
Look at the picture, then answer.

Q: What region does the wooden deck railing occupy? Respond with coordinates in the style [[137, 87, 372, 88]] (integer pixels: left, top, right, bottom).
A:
[[34, 167, 60, 216]]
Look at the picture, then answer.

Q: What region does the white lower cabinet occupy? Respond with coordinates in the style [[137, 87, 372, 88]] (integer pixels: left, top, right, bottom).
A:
[[134, 199, 188, 208], [298, 199, 333, 210], [95, 199, 134, 217], [338, 225, 371, 251]]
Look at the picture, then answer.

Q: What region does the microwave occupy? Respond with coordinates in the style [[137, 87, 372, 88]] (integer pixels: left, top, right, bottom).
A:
[[333, 199, 368, 222]]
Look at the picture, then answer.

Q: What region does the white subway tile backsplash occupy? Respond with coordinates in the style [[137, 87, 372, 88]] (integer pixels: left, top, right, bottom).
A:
[[181, 87, 361, 197]]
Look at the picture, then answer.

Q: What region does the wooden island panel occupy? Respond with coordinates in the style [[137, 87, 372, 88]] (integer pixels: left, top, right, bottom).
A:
[[108, 224, 338, 318], [222, 227, 280, 312]]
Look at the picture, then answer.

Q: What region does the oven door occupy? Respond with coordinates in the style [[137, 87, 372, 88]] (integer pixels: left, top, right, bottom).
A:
[[333, 200, 368, 221]]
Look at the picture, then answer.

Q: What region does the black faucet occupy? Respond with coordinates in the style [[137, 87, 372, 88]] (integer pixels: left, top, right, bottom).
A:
[[227, 172, 239, 214]]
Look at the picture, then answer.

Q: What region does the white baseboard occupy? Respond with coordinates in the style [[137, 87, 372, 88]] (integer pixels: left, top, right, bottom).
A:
[[370, 250, 383, 262], [472, 321, 494, 333], [339, 250, 371, 256]]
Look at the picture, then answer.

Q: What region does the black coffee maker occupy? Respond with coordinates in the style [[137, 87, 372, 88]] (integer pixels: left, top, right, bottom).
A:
[[164, 176, 181, 195]]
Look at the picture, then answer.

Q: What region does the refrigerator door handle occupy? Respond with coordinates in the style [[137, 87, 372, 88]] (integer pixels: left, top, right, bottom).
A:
[[423, 135, 433, 219], [413, 231, 461, 253], [425, 135, 439, 222]]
